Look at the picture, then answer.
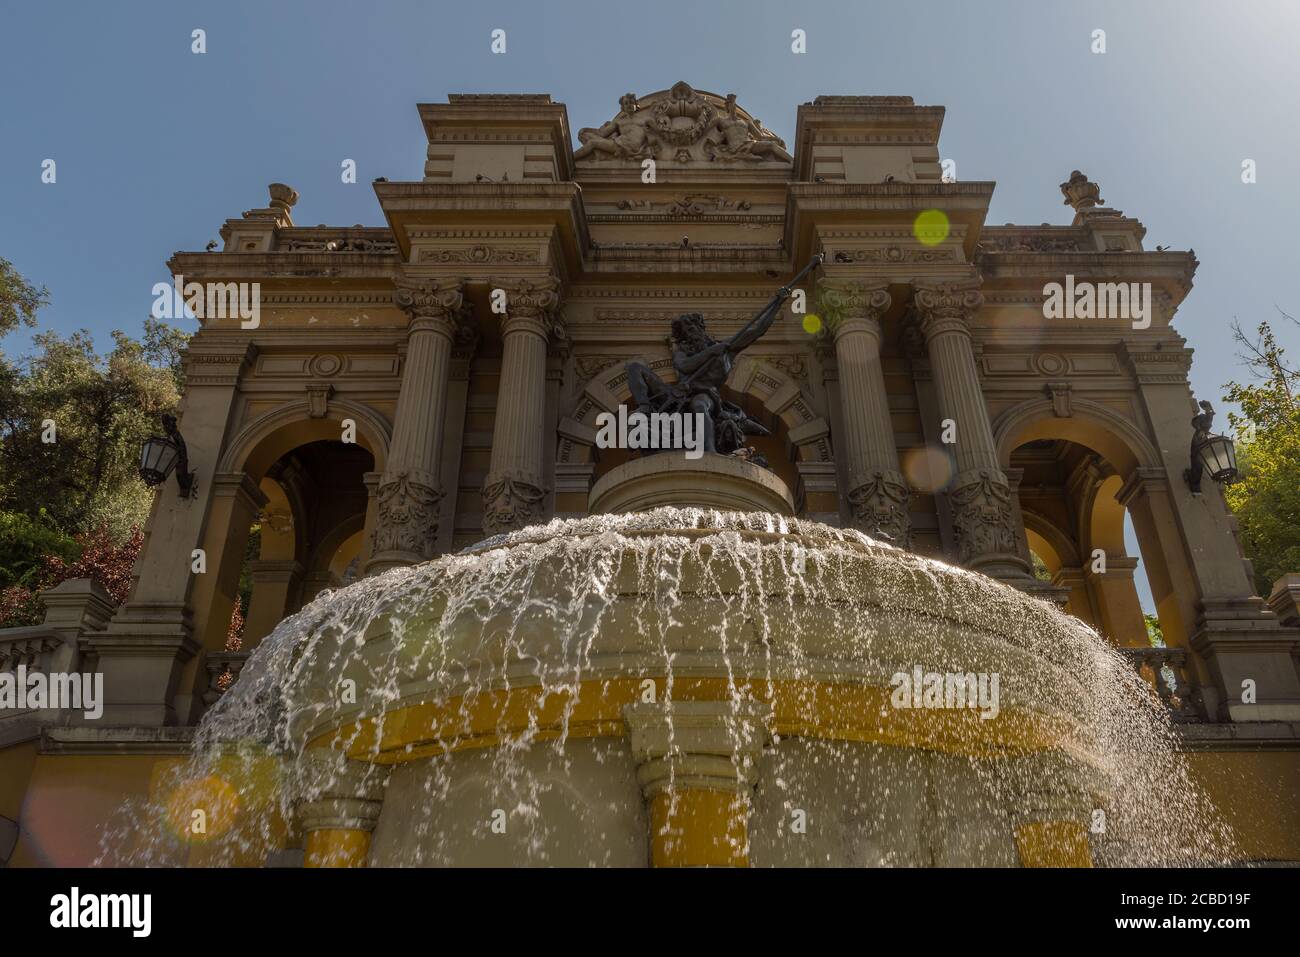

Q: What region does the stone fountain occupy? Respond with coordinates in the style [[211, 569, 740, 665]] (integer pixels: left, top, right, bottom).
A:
[[101, 268, 1232, 868]]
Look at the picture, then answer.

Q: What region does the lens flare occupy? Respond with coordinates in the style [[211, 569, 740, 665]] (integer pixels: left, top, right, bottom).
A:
[[913, 209, 950, 247]]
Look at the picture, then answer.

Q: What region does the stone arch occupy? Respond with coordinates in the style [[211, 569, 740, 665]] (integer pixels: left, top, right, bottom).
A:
[[218, 398, 391, 481], [307, 513, 366, 583], [1020, 509, 1081, 571], [558, 353, 832, 467], [992, 397, 1160, 478]]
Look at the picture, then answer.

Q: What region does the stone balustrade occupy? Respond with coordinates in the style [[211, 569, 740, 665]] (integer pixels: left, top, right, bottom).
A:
[[1120, 646, 1200, 722], [202, 650, 253, 706]]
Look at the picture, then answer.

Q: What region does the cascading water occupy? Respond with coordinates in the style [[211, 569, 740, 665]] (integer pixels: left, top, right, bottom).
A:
[[100, 507, 1235, 867]]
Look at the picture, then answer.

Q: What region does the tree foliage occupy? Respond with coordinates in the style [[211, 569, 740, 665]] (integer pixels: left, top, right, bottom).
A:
[[0, 318, 189, 539], [0, 523, 143, 628], [0, 256, 48, 336], [1223, 310, 1300, 596]]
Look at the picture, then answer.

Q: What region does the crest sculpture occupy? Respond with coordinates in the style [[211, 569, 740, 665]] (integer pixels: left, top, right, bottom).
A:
[[574, 82, 792, 165]]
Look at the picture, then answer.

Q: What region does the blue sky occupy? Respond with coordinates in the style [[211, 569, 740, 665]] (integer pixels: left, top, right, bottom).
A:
[[3, 0, 1298, 607]]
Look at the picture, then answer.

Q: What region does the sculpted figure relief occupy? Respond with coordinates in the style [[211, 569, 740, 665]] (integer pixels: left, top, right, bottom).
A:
[[575, 84, 791, 165], [705, 94, 792, 163], [574, 93, 657, 161]]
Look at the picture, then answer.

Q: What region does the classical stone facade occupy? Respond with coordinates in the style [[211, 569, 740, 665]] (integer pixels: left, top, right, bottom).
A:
[[3, 84, 1299, 865]]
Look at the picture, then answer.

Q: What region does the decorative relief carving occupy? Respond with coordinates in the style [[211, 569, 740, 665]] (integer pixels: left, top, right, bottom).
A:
[[847, 470, 912, 547], [948, 468, 1019, 563], [831, 246, 955, 264], [1046, 381, 1073, 417], [482, 470, 547, 534], [305, 383, 333, 418], [978, 236, 1082, 253], [616, 195, 753, 216], [574, 83, 790, 165], [417, 245, 540, 265], [574, 354, 624, 385], [374, 470, 442, 558], [282, 237, 397, 253], [308, 354, 342, 377]]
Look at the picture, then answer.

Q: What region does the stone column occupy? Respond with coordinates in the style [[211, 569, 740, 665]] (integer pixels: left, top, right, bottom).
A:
[[624, 700, 771, 868], [242, 559, 305, 645], [819, 279, 911, 545], [1085, 556, 1150, 647], [366, 278, 467, 574], [482, 277, 560, 535], [294, 751, 389, 868], [913, 280, 1029, 580]]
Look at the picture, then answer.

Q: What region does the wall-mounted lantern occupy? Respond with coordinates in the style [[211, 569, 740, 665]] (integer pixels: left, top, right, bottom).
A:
[[139, 414, 197, 498], [1184, 400, 1238, 494]]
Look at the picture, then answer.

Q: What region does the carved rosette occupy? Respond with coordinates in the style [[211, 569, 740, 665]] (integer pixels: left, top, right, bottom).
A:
[[847, 470, 912, 547], [373, 469, 443, 559], [817, 279, 891, 338], [481, 469, 547, 535], [948, 468, 1019, 564], [912, 280, 984, 341]]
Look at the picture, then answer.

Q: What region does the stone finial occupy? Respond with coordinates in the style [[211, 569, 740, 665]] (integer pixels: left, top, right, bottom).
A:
[[1060, 170, 1103, 211], [267, 182, 300, 213]]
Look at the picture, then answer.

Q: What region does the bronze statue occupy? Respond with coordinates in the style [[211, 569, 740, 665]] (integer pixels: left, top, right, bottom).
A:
[[626, 254, 823, 458]]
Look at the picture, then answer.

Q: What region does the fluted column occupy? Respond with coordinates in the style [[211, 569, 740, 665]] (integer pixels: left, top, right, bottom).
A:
[[366, 278, 468, 574], [483, 277, 560, 535], [913, 279, 1029, 579], [819, 278, 911, 545]]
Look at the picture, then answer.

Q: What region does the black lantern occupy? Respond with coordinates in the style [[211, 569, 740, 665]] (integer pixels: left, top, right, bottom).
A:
[[139, 414, 196, 498], [1184, 400, 1238, 493]]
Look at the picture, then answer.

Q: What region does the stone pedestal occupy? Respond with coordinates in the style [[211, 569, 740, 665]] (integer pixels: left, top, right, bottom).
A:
[[589, 452, 795, 516]]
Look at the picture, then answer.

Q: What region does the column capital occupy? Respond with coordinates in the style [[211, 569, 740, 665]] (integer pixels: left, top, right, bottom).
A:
[[393, 277, 477, 344], [912, 278, 984, 341], [489, 275, 562, 336], [817, 277, 890, 339], [211, 472, 270, 512]]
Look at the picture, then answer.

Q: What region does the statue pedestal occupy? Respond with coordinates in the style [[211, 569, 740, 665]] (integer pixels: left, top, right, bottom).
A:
[[589, 452, 795, 515]]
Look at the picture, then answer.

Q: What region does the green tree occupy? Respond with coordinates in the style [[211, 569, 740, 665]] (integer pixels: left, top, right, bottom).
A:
[[0, 318, 190, 540], [0, 256, 48, 336], [1223, 309, 1300, 595]]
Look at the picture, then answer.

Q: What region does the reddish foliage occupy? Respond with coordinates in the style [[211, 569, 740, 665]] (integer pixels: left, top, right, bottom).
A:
[[0, 524, 143, 627], [226, 602, 244, 652], [43, 525, 143, 606]]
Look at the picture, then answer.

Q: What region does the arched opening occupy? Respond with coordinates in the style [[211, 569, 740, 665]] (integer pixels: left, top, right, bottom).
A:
[[222, 439, 375, 652], [1010, 436, 1155, 648]]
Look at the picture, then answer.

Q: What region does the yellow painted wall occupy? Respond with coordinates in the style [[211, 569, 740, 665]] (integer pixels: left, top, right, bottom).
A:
[[1187, 750, 1300, 862]]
